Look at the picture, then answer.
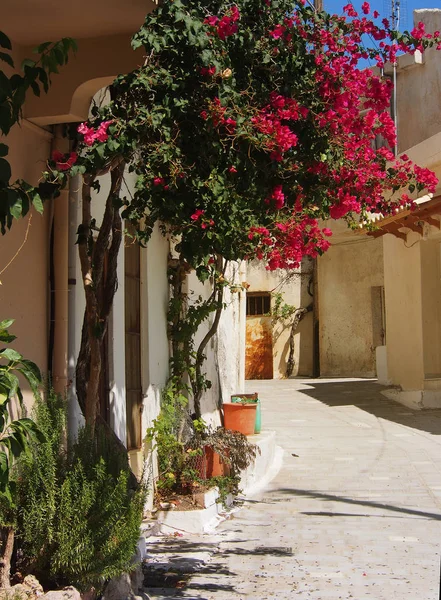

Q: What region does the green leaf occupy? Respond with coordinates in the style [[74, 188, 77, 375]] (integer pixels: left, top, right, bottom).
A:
[[18, 359, 42, 384], [0, 157, 11, 185], [0, 52, 14, 68], [0, 348, 22, 362], [8, 191, 22, 219], [0, 319, 14, 330], [30, 80, 40, 97], [8, 433, 25, 457], [0, 71, 12, 100], [0, 332, 15, 343], [34, 41, 52, 54], [21, 58, 36, 70], [32, 193, 44, 214], [95, 144, 106, 159], [0, 32, 12, 51], [0, 452, 8, 476], [0, 103, 11, 135], [37, 68, 49, 93]]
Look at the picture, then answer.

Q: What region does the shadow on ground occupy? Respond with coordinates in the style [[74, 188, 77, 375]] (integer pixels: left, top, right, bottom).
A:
[[143, 536, 297, 598], [297, 379, 441, 436], [268, 487, 441, 521]]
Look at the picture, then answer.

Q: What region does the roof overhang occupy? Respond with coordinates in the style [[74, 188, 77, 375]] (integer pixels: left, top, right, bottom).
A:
[[366, 195, 441, 241]]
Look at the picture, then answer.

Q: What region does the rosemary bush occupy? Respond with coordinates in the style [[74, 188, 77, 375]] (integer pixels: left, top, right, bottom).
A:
[[16, 390, 146, 592]]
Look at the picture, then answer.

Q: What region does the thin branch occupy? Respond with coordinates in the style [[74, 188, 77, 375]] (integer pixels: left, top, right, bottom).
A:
[[0, 213, 32, 281]]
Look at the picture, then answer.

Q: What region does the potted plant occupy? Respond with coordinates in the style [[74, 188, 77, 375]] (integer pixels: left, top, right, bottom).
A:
[[186, 423, 259, 480], [224, 393, 259, 435]]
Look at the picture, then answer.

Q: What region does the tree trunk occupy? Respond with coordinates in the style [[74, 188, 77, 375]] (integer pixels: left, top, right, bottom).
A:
[[0, 526, 14, 588], [193, 255, 226, 419], [76, 163, 124, 431], [286, 304, 312, 378]]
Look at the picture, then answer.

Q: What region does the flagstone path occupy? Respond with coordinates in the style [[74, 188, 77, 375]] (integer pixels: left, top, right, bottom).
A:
[[144, 378, 441, 600]]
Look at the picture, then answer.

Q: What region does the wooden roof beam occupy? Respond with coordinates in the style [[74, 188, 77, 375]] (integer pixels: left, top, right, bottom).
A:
[[422, 216, 441, 229]]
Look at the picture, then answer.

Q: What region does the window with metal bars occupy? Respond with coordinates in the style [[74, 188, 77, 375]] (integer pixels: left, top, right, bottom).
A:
[[246, 293, 271, 316]]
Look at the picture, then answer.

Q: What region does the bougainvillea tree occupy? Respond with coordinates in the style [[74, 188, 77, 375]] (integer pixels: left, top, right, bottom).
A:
[[41, 0, 441, 424]]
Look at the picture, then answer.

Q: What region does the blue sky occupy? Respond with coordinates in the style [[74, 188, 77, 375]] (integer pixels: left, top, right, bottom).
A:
[[323, 0, 441, 30]]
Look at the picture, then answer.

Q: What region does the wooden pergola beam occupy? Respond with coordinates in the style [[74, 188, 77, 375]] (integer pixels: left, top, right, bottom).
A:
[[422, 216, 441, 229]]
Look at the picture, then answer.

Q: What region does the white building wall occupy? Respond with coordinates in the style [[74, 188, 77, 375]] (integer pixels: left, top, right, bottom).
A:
[[67, 169, 170, 451], [186, 260, 246, 425]]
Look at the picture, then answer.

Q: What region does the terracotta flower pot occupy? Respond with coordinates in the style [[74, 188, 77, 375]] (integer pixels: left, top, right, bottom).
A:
[[223, 402, 257, 436], [196, 446, 229, 479]]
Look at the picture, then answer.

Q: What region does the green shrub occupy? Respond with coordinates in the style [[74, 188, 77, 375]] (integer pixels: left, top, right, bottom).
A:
[[17, 390, 146, 592]]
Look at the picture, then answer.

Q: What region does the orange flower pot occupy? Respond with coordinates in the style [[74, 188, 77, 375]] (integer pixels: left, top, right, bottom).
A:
[[196, 446, 229, 479], [223, 402, 257, 436]]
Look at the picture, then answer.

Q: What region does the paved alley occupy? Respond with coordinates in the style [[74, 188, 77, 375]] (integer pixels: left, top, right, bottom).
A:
[[144, 378, 441, 600]]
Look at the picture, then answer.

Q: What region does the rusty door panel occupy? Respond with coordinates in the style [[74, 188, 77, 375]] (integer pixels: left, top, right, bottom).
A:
[[245, 317, 273, 380]]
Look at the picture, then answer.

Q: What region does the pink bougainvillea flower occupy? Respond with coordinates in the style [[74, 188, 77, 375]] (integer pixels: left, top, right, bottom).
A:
[[153, 177, 165, 186], [229, 166, 237, 173], [361, 2, 370, 15], [77, 120, 113, 146], [200, 66, 216, 76], [191, 209, 205, 221], [224, 117, 237, 133], [204, 15, 219, 26], [265, 185, 285, 210], [205, 6, 240, 40], [77, 122, 96, 146], [52, 150, 78, 171], [51, 150, 64, 163], [270, 24, 285, 40]]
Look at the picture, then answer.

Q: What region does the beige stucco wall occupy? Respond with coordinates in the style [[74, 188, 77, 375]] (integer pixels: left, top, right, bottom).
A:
[[246, 260, 313, 378], [318, 237, 384, 378], [383, 232, 424, 390], [23, 35, 145, 125], [0, 122, 52, 406], [383, 230, 441, 396], [397, 10, 441, 153]]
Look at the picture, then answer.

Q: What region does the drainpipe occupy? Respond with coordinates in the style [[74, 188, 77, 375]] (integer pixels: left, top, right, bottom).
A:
[[312, 258, 320, 378], [50, 125, 69, 395]]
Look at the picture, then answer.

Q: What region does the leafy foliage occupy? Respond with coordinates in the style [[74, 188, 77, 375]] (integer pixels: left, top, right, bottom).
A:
[[0, 319, 42, 523], [41, 0, 441, 270], [148, 384, 258, 501], [146, 382, 190, 492], [17, 391, 146, 592], [0, 32, 76, 233]]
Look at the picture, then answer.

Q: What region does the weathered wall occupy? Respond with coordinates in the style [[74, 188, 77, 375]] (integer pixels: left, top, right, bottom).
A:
[[397, 10, 441, 153], [246, 260, 313, 378], [0, 122, 52, 407], [186, 261, 246, 425], [318, 237, 384, 378]]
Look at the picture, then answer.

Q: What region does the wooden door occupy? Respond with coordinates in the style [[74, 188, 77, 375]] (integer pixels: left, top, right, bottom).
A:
[[124, 230, 143, 450], [245, 293, 274, 380]]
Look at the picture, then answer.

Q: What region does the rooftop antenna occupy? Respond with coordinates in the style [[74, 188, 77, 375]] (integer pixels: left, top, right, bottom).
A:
[[384, 0, 408, 155], [384, 0, 408, 31]]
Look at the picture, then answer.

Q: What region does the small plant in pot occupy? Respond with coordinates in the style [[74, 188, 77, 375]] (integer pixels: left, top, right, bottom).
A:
[[223, 393, 260, 436], [186, 421, 260, 498]]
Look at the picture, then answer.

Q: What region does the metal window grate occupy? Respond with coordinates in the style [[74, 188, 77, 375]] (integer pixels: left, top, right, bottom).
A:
[[246, 293, 271, 316]]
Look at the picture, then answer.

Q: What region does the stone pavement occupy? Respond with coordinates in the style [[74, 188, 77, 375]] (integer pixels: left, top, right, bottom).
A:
[[143, 378, 441, 599]]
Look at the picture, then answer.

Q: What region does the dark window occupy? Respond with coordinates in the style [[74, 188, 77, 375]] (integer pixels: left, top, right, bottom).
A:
[[246, 293, 271, 316]]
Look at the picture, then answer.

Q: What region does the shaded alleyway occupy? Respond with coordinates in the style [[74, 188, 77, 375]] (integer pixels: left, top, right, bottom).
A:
[[145, 378, 441, 599]]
